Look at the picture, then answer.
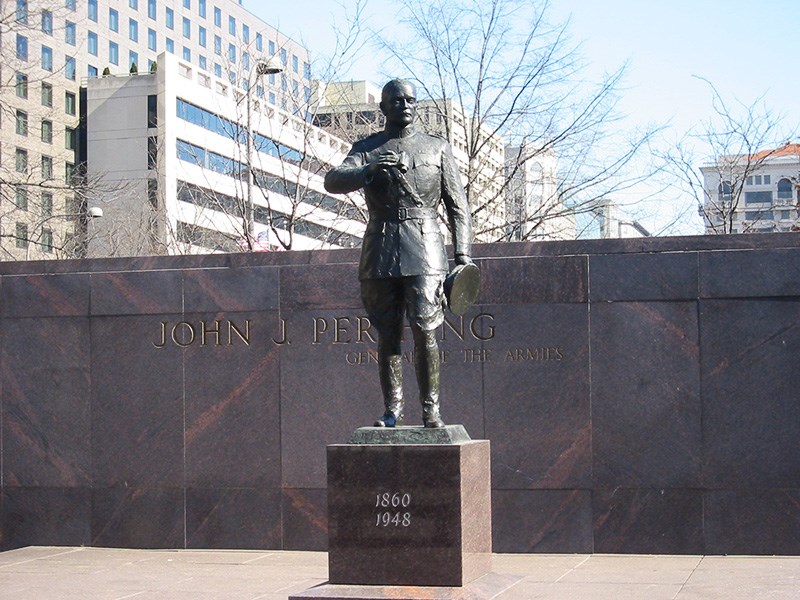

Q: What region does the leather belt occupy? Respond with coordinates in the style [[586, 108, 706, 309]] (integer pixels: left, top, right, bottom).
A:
[[373, 207, 438, 221]]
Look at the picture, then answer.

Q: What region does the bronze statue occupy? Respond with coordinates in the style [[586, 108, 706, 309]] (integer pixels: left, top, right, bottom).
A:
[[324, 79, 473, 428]]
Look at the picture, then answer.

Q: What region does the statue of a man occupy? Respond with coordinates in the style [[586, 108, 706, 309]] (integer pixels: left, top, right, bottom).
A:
[[324, 79, 473, 428]]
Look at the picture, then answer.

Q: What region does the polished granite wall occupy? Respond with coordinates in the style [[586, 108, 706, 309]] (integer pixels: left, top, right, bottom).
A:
[[1, 233, 799, 554]]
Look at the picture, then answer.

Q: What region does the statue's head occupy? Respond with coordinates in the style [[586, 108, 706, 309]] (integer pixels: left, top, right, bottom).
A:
[[380, 79, 417, 128]]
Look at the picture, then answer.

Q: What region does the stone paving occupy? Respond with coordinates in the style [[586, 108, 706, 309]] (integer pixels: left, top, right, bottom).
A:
[[0, 546, 798, 599]]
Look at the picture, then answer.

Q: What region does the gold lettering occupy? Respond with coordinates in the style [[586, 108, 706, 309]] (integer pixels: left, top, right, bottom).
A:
[[228, 320, 251, 346], [313, 317, 328, 344], [172, 321, 196, 347], [153, 321, 168, 348], [272, 318, 290, 345], [201, 320, 222, 346], [334, 317, 351, 344]]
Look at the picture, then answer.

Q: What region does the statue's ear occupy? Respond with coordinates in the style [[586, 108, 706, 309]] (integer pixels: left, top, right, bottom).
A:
[[379, 100, 388, 116]]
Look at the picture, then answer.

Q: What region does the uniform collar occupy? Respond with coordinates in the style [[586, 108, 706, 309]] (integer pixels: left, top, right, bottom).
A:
[[384, 124, 418, 139]]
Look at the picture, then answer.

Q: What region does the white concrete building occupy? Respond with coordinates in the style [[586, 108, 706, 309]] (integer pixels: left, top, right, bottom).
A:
[[1, 0, 312, 259], [700, 143, 800, 234], [87, 52, 363, 255], [504, 145, 575, 241]]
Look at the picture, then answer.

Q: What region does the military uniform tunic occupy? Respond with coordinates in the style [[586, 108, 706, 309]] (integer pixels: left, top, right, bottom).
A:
[[324, 126, 472, 281]]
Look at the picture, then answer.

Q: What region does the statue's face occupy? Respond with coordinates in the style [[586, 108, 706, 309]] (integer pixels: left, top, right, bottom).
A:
[[381, 81, 417, 128]]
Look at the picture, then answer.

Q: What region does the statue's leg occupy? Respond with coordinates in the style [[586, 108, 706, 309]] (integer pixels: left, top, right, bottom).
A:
[[375, 330, 404, 427], [412, 324, 444, 428], [363, 278, 405, 427]]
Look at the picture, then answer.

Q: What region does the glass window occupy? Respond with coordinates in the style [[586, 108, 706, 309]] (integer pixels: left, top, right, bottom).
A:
[[65, 92, 76, 115], [148, 28, 157, 50], [199, 26, 206, 47], [65, 162, 75, 185], [228, 15, 235, 35], [16, 223, 28, 249], [166, 38, 175, 53], [17, 0, 28, 23], [109, 41, 119, 65], [65, 0, 75, 10], [214, 7, 221, 26], [166, 7, 174, 29], [269, 40, 275, 55], [148, 0, 156, 18], [183, 0, 190, 7], [256, 33, 262, 51], [16, 34, 28, 60], [148, 136, 158, 169], [130, 51, 139, 71], [754, 175, 762, 185], [744, 190, 773, 204], [228, 43, 236, 63], [65, 127, 77, 150], [214, 35, 221, 55], [198, 0, 206, 18], [130, 0, 138, 9], [65, 56, 76, 80], [280, 48, 287, 65], [147, 94, 157, 127], [16, 110, 28, 136], [292, 55, 298, 73], [242, 24, 249, 43], [16, 187, 28, 210], [109, 8, 119, 31], [41, 120, 53, 143], [41, 82, 53, 107], [777, 178, 793, 199], [42, 229, 54, 253], [198, 55, 207, 70], [65, 21, 76, 45], [129, 19, 138, 42], [16, 148, 29, 173], [42, 192, 53, 217], [41, 45, 53, 70], [16, 72, 28, 98], [183, 47, 191, 61], [88, 31, 98, 55], [41, 155, 53, 179], [182, 17, 191, 38], [242, 52, 249, 71], [214, 63, 222, 77], [763, 175, 771, 185], [41, 9, 53, 34], [304, 62, 311, 78], [88, 0, 97, 21]]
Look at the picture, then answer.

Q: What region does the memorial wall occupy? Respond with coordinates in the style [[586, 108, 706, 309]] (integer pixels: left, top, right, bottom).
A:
[[1, 233, 799, 554]]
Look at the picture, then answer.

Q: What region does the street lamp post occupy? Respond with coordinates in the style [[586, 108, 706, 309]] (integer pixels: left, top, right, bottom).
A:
[[245, 57, 283, 248]]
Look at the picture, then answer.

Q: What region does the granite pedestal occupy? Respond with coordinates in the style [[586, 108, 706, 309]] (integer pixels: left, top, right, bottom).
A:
[[323, 425, 493, 592]]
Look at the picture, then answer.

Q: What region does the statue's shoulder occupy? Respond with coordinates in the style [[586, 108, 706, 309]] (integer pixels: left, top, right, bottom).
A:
[[352, 131, 388, 153], [416, 131, 448, 148]]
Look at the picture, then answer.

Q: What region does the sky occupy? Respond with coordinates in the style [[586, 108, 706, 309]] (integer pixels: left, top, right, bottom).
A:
[[248, 0, 800, 236]]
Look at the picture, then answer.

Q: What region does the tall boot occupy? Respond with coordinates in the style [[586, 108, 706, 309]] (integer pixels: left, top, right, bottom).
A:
[[414, 327, 444, 428], [374, 346, 403, 427]]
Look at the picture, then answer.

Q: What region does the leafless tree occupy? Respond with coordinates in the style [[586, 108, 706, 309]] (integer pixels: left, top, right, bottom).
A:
[[657, 77, 795, 234], [373, 0, 661, 241]]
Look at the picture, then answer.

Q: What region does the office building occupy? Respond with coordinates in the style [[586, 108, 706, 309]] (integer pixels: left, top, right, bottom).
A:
[[87, 52, 364, 255], [2, 0, 313, 259]]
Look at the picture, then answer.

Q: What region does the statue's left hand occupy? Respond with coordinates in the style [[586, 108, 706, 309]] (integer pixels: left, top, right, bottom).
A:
[[455, 254, 473, 266]]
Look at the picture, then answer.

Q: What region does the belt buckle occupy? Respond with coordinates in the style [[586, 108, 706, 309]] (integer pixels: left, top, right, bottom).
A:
[[398, 207, 408, 220]]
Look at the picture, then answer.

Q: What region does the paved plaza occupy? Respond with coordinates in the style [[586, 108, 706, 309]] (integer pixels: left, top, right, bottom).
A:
[[0, 546, 798, 599]]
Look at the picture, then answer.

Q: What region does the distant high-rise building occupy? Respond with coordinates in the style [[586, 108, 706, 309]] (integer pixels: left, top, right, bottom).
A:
[[1, 0, 313, 259]]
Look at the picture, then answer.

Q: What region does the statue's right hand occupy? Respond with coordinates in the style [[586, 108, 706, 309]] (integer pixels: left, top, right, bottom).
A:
[[367, 151, 401, 176]]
